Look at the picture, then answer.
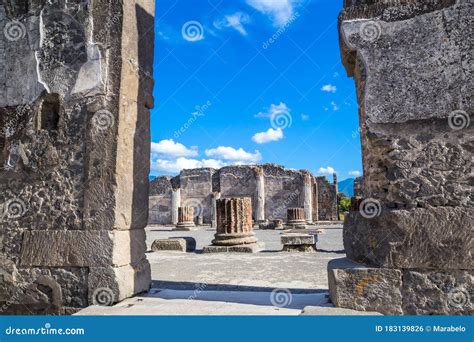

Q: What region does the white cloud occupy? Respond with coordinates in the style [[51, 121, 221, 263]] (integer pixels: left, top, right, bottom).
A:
[[301, 113, 310, 121], [331, 101, 339, 111], [151, 139, 198, 158], [151, 157, 226, 174], [321, 84, 337, 93], [255, 102, 290, 119], [214, 12, 250, 36], [348, 170, 361, 177], [205, 146, 262, 163], [246, 0, 297, 27], [252, 128, 284, 144], [317, 166, 336, 175]]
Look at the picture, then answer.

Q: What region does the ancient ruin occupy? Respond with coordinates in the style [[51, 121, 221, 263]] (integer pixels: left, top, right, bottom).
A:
[[149, 164, 339, 226], [1, 0, 471, 318], [203, 197, 263, 253], [0, 0, 154, 313], [329, 0, 473, 315]]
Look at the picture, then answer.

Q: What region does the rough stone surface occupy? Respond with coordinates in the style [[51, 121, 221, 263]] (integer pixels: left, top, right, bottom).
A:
[[328, 258, 403, 315], [151, 238, 196, 252], [0, 0, 155, 314], [330, 0, 473, 316], [344, 207, 473, 269]]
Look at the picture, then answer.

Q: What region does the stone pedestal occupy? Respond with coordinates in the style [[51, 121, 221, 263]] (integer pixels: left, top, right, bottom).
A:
[[286, 208, 306, 229], [203, 197, 264, 253], [329, 0, 473, 315], [281, 234, 317, 253], [173, 207, 196, 231]]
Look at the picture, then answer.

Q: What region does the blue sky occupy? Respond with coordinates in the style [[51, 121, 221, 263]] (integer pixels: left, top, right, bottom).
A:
[[150, 0, 362, 180]]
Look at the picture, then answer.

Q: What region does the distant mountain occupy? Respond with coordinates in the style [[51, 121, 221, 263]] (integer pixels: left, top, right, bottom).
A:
[[338, 178, 354, 197], [149, 175, 156, 181]]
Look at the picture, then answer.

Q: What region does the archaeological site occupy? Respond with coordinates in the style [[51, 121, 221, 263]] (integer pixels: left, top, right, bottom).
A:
[[0, 0, 472, 320]]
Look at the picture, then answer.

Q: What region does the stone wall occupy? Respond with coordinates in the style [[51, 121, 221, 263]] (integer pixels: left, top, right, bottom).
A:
[[149, 177, 173, 225], [0, 0, 155, 314], [329, 0, 473, 315], [149, 164, 338, 225]]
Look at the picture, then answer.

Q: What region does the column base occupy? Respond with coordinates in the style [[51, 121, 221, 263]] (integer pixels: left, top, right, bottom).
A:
[[211, 233, 257, 246], [203, 242, 265, 253], [173, 222, 197, 231], [285, 220, 307, 229]]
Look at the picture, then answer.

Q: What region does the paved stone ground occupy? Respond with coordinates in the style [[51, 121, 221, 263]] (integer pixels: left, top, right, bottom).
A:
[[146, 224, 345, 291], [78, 224, 354, 315]]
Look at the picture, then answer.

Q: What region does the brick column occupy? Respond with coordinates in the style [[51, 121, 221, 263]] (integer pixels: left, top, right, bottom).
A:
[[174, 207, 195, 231], [286, 208, 306, 229], [204, 197, 264, 253]]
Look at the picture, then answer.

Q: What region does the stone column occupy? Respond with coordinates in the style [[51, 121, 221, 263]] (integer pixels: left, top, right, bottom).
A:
[[313, 182, 319, 223], [286, 208, 306, 229], [303, 173, 313, 224], [329, 0, 473, 315], [255, 167, 265, 223], [204, 197, 263, 253], [174, 207, 196, 231], [171, 189, 181, 225], [0, 0, 154, 314], [211, 192, 221, 228]]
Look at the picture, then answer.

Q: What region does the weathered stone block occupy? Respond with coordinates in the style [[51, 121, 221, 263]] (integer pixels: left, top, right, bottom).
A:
[[281, 234, 316, 245], [20, 230, 147, 268], [328, 258, 403, 315], [202, 242, 264, 254], [401, 269, 473, 315], [344, 207, 473, 269], [151, 238, 196, 252]]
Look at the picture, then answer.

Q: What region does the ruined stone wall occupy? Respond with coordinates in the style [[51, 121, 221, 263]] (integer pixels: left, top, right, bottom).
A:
[[149, 177, 173, 225], [0, 0, 155, 314], [180, 168, 215, 223], [329, 0, 473, 315], [218, 165, 259, 220], [262, 164, 304, 220], [316, 177, 338, 220], [149, 164, 337, 224]]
